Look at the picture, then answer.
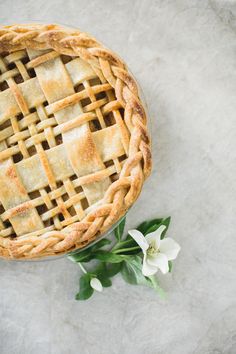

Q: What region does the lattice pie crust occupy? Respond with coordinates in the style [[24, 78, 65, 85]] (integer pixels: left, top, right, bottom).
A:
[[0, 24, 151, 259]]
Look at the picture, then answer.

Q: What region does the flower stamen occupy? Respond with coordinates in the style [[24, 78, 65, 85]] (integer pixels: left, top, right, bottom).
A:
[[147, 240, 159, 256]]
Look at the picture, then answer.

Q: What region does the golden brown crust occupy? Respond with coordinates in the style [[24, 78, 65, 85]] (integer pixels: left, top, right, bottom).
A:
[[0, 23, 152, 260]]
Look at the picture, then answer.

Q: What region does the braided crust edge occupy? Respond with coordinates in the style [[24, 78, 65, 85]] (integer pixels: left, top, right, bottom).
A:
[[0, 23, 152, 260]]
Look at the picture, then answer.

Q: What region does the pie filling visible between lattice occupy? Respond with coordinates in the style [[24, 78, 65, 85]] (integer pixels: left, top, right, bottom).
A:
[[0, 24, 151, 259]]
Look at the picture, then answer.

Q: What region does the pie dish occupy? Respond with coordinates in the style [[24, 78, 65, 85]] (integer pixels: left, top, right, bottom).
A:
[[0, 23, 152, 260]]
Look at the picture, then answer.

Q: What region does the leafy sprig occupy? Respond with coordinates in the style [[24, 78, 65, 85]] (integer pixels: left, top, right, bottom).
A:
[[68, 217, 172, 300]]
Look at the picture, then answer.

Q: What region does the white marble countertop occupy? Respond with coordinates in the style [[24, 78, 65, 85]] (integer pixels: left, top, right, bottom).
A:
[[1, 1, 236, 353]]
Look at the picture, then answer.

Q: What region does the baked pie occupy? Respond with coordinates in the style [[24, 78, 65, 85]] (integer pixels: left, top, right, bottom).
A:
[[0, 23, 151, 259]]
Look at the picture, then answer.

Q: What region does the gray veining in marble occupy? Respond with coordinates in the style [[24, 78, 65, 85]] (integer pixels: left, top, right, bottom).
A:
[[0, 1, 236, 353]]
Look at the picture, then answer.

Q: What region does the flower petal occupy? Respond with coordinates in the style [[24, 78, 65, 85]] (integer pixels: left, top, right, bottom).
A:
[[128, 229, 149, 252], [90, 278, 103, 292], [142, 254, 158, 276], [147, 253, 169, 274], [159, 238, 181, 260], [145, 225, 166, 248]]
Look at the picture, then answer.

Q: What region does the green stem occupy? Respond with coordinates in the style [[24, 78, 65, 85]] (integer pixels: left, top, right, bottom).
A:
[[149, 275, 157, 288], [77, 255, 90, 262], [78, 262, 87, 274], [112, 239, 135, 251], [149, 275, 166, 299], [113, 246, 141, 254]]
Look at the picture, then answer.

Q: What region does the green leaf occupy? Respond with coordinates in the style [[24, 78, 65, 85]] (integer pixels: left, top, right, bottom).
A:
[[92, 262, 108, 278], [114, 217, 126, 242], [89, 263, 112, 288], [121, 256, 152, 287], [106, 263, 122, 277], [135, 217, 171, 237], [121, 256, 166, 299], [91, 238, 111, 252], [98, 276, 112, 287], [137, 218, 163, 235], [168, 261, 172, 273], [92, 263, 115, 287], [68, 238, 111, 263], [75, 274, 94, 300], [148, 275, 166, 299], [94, 262, 121, 278], [159, 217, 171, 239], [68, 251, 93, 263], [94, 250, 126, 263], [145, 223, 163, 235]]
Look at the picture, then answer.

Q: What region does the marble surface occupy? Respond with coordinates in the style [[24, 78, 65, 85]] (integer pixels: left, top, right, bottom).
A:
[[1, 0, 236, 353]]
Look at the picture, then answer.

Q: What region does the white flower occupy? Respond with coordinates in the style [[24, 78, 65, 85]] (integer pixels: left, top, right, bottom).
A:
[[128, 225, 181, 276], [90, 277, 103, 292]]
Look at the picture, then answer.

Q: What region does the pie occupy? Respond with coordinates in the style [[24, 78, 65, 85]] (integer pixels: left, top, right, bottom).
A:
[[0, 23, 151, 259]]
